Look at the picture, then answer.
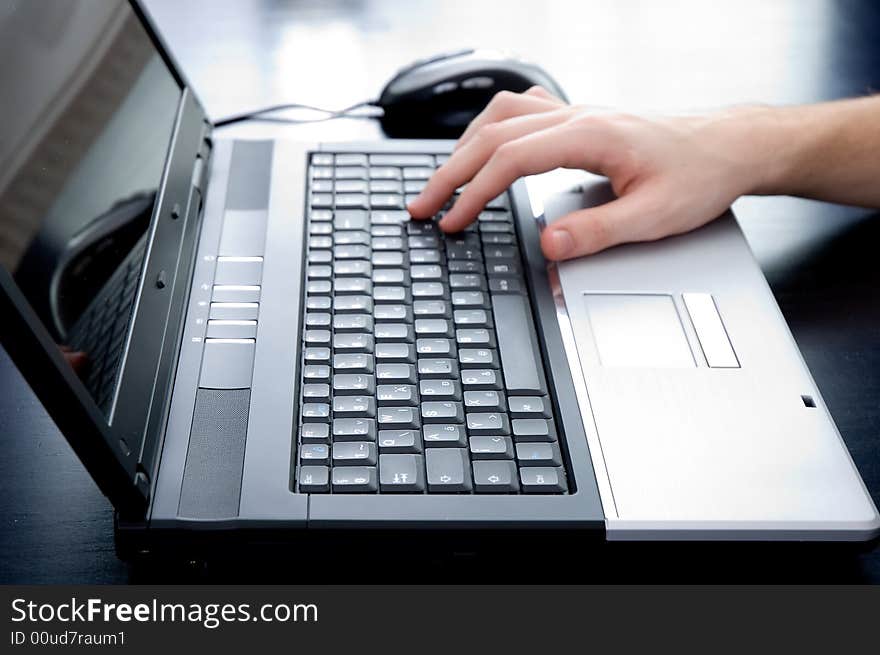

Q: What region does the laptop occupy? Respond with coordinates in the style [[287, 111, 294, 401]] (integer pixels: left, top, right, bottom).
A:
[[0, 0, 876, 559]]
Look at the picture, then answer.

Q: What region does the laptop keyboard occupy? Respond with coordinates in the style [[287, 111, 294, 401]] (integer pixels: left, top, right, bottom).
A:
[[295, 152, 568, 495], [67, 236, 147, 413]]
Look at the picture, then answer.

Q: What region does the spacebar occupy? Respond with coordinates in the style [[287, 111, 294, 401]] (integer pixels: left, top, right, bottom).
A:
[[491, 293, 546, 394]]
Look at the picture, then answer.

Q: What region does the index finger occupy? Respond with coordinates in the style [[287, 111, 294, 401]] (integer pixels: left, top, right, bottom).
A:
[[439, 120, 610, 232]]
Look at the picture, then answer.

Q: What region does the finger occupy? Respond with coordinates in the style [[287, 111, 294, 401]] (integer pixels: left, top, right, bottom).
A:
[[524, 85, 563, 102], [439, 119, 616, 232], [454, 90, 562, 152], [539, 191, 656, 260], [407, 107, 576, 219]]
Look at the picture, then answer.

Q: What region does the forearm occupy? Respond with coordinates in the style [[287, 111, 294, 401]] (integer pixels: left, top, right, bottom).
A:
[[738, 96, 880, 206]]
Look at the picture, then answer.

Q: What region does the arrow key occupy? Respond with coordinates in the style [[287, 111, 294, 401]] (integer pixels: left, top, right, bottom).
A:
[[473, 460, 519, 493], [426, 448, 472, 492]]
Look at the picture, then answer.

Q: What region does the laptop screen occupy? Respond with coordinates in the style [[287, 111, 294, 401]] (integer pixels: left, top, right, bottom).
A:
[[0, 0, 181, 415]]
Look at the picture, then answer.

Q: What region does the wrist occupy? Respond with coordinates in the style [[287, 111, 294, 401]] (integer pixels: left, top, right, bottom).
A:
[[711, 104, 807, 196]]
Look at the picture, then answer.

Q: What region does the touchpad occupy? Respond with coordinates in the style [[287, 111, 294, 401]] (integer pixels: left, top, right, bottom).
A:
[[584, 294, 695, 368]]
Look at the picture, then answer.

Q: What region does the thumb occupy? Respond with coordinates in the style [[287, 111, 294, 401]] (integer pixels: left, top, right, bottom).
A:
[[539, 190, 655, 260]]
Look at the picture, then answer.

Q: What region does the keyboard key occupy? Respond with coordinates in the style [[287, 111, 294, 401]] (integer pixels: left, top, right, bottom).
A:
[[333, 418, 377, 441], [335, 154, 367, 166], [473, 460, 519, 493], [370, 154, 434, 167], [491, 294, 545, 394], [488, 277, 522, 293], [372, 236, 404, 250], [456, 328, 493, 346], [374, 286, 408, 303], [335, 166, 368, 180], [304, 347, 331, 363], [416, 338, 455, 356], [375, 304, 411, 322], [334, 193, 370, 209], [377, 383, 417, 405], [371, 194, 404, 209], [334, 230, 370, 246], [413, 300, 449, 317], [335, 260, 371, 276], [379, 454, 426, 492], [378, 406, 419, 428], [334, 277, 371, 295], [508, 396, 550, 418], [449, 274, 484, 289], [426, 448, 472, 492], [459, 348, 498, 368], [423, 424, 466, 447], [306, 312, 331, 327], [369, 166, 401, 179], [373, 251, 405, 267], [452, 291, 487, 308], [299, 465, 330, 492], [417, 358, 458, 378], [375, 323, 414, 342], [300, 423, 330, 443], [409, 249, 441, 264], [511, 418, 557, 442], [333, 353, 374, 373], [334, 210, 368, 230], [333, 373, 375, 395], [332, 466, 378, 492], [516, 442, 562, 467], [372, 224, 403, 237], [333, 314, 373, 332], [334, 295, 373, 313], [304, 329, 331, 345], [466, 412, 510, 435], [334, 244, 370, 260], [373, 268, 406, 284], [306, 296, 332, 311], [378, 429, 422, 453], [376, 363, 417, 384], [453, 309, 490, 326], [333, 441, 378, 466], [463, 390, 504, 411], [421, 401, 464, 423], [520, 467, 566, 493], [333, 395, 377, 417], [402, 166, 433, 179], [375, 343, 416, 364], [336, 179, 368, 193], [419, 378, 461, 400], [411, 264, 443, 280], [333, 333, 374, 353], [303, 383, 330, 401], [302, 403, 330, 421], [415, 318, 452, 337], [370, 180, 403, 194], [469, 436, 514, 460], [303, 364, 330, 381], [300, 443, 330, 464], [371, 210, 410, 225]]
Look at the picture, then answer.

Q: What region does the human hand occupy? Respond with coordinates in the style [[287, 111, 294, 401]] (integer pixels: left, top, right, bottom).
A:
[[407, 87, 765, 260]]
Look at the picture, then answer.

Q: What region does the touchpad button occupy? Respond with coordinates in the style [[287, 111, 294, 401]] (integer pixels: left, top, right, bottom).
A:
[[584, 294, 694, 368]]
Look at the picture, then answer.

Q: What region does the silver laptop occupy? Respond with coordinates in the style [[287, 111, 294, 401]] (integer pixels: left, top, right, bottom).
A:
[[0, 0, 875, 558]]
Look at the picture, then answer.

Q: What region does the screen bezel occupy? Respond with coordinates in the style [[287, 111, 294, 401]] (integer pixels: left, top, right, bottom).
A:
[[0, 0, 212, 515]]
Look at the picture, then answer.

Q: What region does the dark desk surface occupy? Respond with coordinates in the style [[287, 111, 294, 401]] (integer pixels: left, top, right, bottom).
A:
[[2, 0, 879, 583]]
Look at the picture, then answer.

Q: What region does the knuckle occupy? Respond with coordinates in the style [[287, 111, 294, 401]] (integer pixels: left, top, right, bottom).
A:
[[490, 90, 517, 109], [492, 141, 523, 174], [474, 122, 505, 146]]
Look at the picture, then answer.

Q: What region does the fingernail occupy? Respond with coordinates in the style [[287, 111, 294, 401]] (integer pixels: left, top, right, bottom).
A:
[[549, 229, 574, 258]]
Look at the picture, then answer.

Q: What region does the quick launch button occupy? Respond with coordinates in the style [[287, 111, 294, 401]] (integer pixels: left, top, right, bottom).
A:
[[682, 293, 740, 368], [199, 338, 256, 389]]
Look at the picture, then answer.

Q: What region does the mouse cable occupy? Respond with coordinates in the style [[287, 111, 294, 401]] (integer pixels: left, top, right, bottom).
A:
[[213, 100, 381, 127]]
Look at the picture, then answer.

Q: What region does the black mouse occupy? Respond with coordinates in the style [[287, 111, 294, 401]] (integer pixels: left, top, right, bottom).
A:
[[377, 49, 568, 139]]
